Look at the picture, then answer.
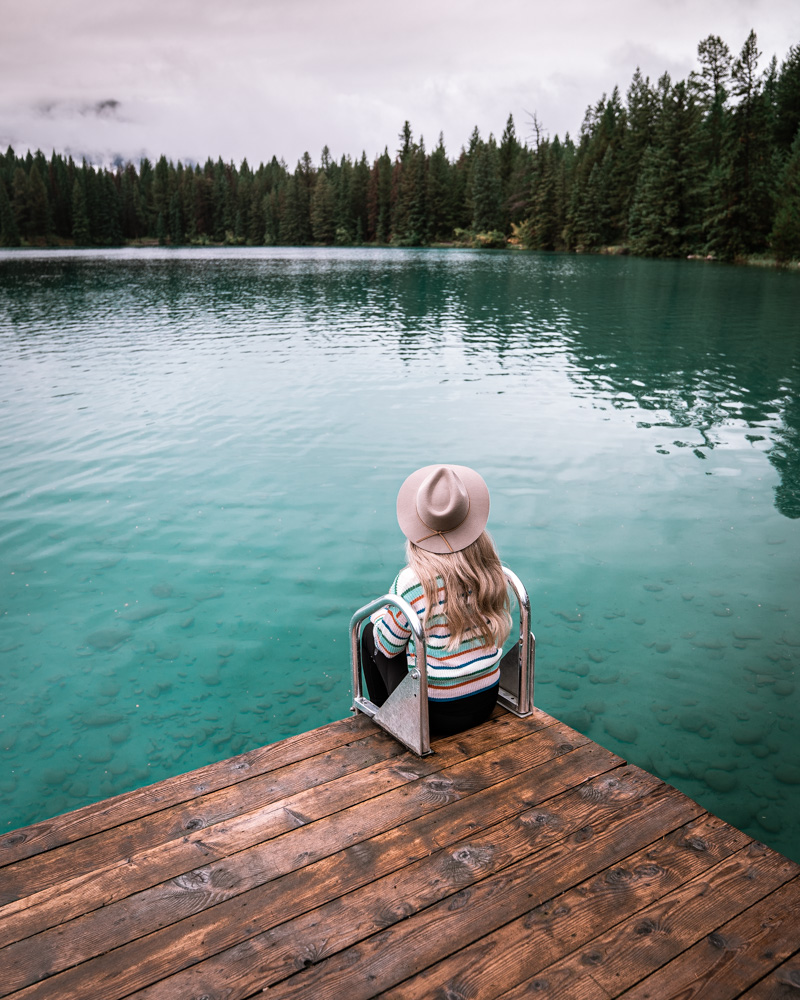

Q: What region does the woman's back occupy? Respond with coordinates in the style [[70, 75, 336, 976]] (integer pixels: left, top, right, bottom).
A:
[[373, 563, 504, 701]]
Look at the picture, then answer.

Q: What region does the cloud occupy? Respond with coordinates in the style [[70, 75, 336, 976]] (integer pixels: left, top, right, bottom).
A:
[[1, 0, 798, 167]]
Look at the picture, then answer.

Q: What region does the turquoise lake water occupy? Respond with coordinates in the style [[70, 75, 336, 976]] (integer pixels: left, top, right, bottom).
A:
[[0, 247, 798, 859]]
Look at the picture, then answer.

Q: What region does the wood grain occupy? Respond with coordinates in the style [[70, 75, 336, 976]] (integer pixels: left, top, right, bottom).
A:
[[0, 713, 377, 867], [2, 715, 581, 999], [3, 706, 798, 1000], [615, 875, 800, 999]]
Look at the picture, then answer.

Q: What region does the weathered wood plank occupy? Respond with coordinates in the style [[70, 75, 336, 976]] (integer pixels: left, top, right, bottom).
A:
[[3, 717, 588, 1000], [5, 708, 796, 1000], [737, 956, 800, 998], [616, 875, 800, 999], [0, 713, 378, 867], [0, 710, 553, 950], [420, 832, 798, 1000], [260, 778, 703, 999], [0, 724, 402, 910], [380, 812, 759, 1000], [123, 752, 633, 1000], [556, 844, 799, 1000]]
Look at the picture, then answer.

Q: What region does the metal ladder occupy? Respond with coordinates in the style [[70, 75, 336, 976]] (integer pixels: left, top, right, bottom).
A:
[[350, 567, 535, 755]]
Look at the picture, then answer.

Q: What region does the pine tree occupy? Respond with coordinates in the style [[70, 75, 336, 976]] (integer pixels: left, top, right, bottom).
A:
[[690, 34, 732, 108], [770, 131, 800, 259], [370, 149, 392, 243], [628, 81, 704, 256], [471, 137, 503, 234], [623, 69, 658, 200], [49, 152, 72, 238], [706, 31, 775, 258], [194, 164, 212, 238], [71, 178, 91, 245], [427, 133, 452, 241], [310, 171, 335, 243], [234, 166, 250, 243], [152, 155, 171, 231], [247, 184, 265, 244], [211, 158, 233, 241], [28, 162, 51, 239], [392, 125, 428, 245], [169, 190, 184, 244], [82, 163, 102, 243], [138, 158, 155, 236], [11, 166, 30, 238], [774, 43, 800, 152], [350, 152, 370, 245], [334, 155, 354, 243], [499, 113, 524, 230], [281, 171, 309, 245], [526, 140, 562, 249], [263, 189, 280, 245], [0, 177, 21, 245], [182, 168, 198, 243]]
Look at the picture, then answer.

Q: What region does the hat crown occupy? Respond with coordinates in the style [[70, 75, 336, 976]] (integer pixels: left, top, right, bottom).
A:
[[416, 466, 469, 531]]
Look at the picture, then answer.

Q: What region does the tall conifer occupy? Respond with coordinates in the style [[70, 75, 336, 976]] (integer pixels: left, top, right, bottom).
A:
[[0, 178, 21, 245], [71, 178, 90, 245], [770, 131, 800, 259]]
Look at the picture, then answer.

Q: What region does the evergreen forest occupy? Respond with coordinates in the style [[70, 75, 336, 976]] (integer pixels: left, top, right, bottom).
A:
[[2, 31, 799, 262]]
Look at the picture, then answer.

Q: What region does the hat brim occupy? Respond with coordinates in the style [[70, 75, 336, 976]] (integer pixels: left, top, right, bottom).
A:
[[396, 464, 490, 554]]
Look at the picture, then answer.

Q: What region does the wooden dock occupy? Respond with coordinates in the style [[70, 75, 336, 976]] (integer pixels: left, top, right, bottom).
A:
[[1, 707, 799, 999]]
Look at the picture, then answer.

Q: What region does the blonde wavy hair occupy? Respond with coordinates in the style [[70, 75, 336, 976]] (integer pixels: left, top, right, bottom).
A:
[[406, 531, 511, 650]]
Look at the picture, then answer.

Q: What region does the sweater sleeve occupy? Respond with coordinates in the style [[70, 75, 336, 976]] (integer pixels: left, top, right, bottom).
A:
[[370, 568, 422, 659], [370, 573, 410, 658]]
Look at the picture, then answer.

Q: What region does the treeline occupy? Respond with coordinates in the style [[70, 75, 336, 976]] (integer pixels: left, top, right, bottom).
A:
[[1, 31, 799, 261]]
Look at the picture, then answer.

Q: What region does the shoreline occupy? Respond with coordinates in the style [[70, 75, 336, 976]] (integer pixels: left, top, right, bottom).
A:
[[2, 238, 799, 270]]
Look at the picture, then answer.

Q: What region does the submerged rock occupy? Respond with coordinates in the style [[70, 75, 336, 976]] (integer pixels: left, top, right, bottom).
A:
[[732, 724, 767, 746], [678, 711, 714, 735], [604, 719, 639, 743], [774, 765, 800, 785], [81, 711, 125, 727], [121, 605, 167, 622], [704, 768, 738, 792], [194, 587, 224, 602], [589, 671, 620, 685], [86, 628, 132, 651], [561, 709, 592, 731], [155, 645, 181, 661]]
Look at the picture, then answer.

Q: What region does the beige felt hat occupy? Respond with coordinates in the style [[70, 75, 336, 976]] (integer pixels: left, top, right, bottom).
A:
[[396, 464, 490, 554]]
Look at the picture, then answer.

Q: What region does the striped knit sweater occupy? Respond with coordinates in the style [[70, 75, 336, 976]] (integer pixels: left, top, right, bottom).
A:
[[370, 566, 501, 701]]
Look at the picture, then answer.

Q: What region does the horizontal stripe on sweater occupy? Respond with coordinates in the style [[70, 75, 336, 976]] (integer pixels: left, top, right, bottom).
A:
[[370, 566, 501, 701]]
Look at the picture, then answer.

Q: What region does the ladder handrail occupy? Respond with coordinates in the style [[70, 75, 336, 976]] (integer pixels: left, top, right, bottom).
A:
[[350, 593, 431, 755], [499, 566, 535, 717]]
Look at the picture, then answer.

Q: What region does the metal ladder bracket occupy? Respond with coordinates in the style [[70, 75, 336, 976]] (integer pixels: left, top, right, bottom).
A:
[[353, 666, 431, 756]]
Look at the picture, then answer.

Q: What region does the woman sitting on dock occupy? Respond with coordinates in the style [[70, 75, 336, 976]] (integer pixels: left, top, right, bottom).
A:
[[362, 464, 511, 736]]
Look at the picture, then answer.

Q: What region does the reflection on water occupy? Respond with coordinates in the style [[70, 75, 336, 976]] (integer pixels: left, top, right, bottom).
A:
[[0, 247, 798, 859]]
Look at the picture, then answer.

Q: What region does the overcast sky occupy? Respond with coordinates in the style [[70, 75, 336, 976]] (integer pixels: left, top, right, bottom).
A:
[[1, 0, 798, 169]]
